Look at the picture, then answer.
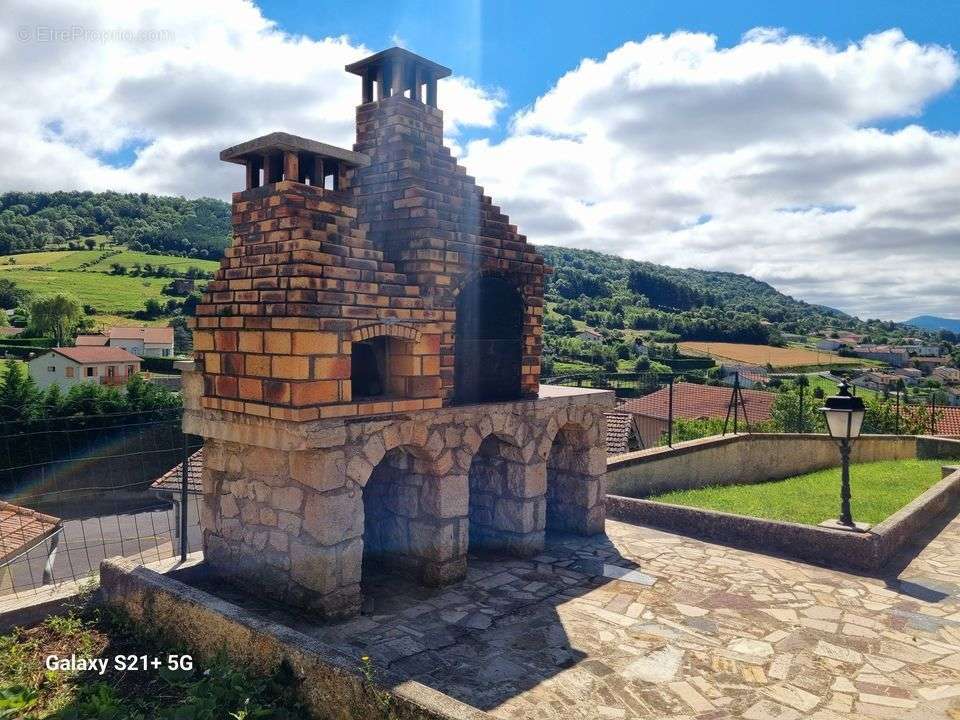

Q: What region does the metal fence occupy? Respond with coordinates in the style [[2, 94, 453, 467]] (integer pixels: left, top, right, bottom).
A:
[[0, 407, 202, 599], [542, 371, 753, 449], [543, 370, 960, 449]]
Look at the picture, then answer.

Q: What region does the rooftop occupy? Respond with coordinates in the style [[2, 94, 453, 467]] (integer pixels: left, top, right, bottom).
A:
[[220, 132, 369, 168], [0, 501, 61, 565], [621, 382, 776, 423], [47, 346, 142, 364], [108, 326, 174, 343], [344, 46, 451, 80]]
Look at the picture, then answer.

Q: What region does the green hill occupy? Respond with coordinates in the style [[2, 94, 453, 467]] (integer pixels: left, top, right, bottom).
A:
[[0, 191, 229, 258]]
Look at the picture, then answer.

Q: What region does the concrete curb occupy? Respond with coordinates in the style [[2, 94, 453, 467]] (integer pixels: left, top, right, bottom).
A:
[[607, 467, 960, 571]]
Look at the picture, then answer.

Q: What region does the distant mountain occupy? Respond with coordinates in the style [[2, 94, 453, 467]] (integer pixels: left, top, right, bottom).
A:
[[905, 315, 960, 333]]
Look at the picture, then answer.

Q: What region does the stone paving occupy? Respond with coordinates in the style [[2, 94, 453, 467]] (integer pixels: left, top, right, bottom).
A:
[[196, 512, 960, 719]]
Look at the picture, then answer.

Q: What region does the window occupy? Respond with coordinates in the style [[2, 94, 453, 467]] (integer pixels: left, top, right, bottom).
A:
[[47, 366, 55, 372], [85, 367, 95, 377], [163, 348, 171, 357], [127, 365, 134, 375], [107, 366, 116, 377], [65, 367, 74, 378]]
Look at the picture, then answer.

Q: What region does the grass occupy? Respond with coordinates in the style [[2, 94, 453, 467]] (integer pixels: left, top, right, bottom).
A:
[[648, 458, 955, 525], [0, 270, 170, 313], [0, 593, 305, 719], [83, 251, 219, 274]]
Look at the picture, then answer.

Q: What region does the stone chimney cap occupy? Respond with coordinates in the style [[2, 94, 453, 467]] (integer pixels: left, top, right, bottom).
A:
[[220, 132, 370, 167], [345, 47, 451, 80]]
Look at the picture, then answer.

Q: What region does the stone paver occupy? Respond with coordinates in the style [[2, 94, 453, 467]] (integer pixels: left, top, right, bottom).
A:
[[200, 514, 960, 719]]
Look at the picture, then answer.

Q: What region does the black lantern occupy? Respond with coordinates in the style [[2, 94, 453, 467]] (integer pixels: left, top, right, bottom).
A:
[[820, 381, 866, 528]]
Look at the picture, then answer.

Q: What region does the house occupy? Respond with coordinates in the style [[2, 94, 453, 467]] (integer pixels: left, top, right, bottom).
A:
[[575, 328, 603, 342], [903, 341, 943, 357], [851, 345, 909, 367], [816, 339, 844, 351], [851, 371, 902, 392], [75, 326, 175, 358], [933, 366, 960, 383], [0, 327, 22, 338], [910, 357, 945, 374], [619, 382, 777, 448], [28, 347, 142, 390]]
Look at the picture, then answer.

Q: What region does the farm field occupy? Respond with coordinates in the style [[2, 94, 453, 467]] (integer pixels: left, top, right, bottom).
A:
[[0, 269, 169, 313], [1, 247, 219, 274], [679, 341, 862, 369], [83, 250, 220, 274]]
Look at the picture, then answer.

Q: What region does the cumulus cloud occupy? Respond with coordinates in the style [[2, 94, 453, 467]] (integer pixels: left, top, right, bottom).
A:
[[0, 0, 503, 198], [1, 4, 957, 319], [463, 29, 960, 319]]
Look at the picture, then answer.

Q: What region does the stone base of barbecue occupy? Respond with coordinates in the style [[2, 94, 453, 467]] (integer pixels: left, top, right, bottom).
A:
[[183, 373, 612, 619]]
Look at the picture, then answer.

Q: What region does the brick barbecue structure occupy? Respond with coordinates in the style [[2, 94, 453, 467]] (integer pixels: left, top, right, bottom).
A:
[[185, 47, 612, 618]]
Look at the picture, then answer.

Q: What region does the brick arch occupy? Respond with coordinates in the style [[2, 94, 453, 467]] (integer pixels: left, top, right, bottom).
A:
[[350, 322, 422, 343], [451, 268, 528, 304]]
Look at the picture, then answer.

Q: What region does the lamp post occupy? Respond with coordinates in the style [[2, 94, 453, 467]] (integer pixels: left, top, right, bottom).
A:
[[820, 380, 866, 529]]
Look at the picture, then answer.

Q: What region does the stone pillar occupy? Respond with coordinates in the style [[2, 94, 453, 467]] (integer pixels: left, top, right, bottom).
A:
[[546, 424, 607, 535], [468, 439, 546, 557]]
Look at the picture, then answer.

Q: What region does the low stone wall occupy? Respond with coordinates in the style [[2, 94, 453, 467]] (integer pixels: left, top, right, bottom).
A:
[[99, 558, 491, 720], [607, 466, 960, 570], [606, 433, 923, 498]]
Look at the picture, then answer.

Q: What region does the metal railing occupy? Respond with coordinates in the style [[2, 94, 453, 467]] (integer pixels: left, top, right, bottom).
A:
[[0, 407, 202, 599]]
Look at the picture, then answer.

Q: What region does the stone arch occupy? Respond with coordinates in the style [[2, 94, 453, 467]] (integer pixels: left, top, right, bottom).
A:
[[358, 435, 467, 588], [546, 422, 605, 535], [454, 274, 524, 404], [467, 431, 545, 557]]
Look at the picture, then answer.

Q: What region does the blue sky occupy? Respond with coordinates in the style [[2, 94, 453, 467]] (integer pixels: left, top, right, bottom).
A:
[[3, 0, 959, 319], [260, 0, 960, 139]]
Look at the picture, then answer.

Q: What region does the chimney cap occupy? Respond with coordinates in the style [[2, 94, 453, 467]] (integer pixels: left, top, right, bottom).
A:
[[345, 47, 451, 80], [220, 132, 370, 167]]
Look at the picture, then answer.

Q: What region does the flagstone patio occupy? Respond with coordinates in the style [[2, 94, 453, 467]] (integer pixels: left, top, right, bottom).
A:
[[181, 510, 960, 719]]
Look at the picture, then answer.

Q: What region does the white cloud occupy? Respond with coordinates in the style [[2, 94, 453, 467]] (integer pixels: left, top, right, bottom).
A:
[[1, 4, 957, 320], [0, 0, 502, 199], [463, 29, 960, 319]]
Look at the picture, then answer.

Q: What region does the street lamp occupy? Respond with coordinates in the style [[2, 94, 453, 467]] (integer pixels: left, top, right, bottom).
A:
[[820, 380, 866, 530]]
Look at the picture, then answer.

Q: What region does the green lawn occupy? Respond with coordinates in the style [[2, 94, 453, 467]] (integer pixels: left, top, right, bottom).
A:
[[83, 250, 219, 274], [0, 269, 170, 313], [649, 458, 955, 525], [795, 374, 881, 401]]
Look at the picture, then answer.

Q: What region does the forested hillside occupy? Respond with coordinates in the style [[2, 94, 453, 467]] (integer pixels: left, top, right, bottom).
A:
[[539, 245, 870, 344], [0, 191, 230, 258]]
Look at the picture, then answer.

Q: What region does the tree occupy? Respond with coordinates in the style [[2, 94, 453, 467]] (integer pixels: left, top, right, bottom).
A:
[[770, 387, 825, 434], [0, 278, 26, 309], [0, 360, 40, 420], [27, 292, 84, 346], [83, 236, 97, 250]]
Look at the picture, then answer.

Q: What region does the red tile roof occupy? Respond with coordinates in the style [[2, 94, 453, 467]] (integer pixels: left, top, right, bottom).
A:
[[108, 326, 174, 344], [151, 449, 203, 495], [0, 501, 61, 565], [605, 412, 634, 455], [937, 407, 960, 436], [75, 334, 109, 346], [49, 347, 142, 364], [621, 382, 777, 424]]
